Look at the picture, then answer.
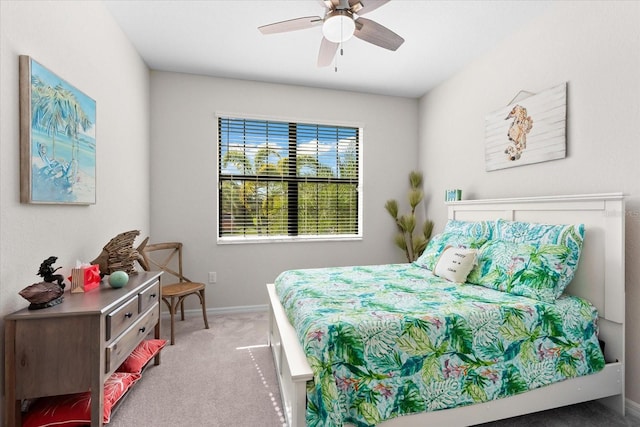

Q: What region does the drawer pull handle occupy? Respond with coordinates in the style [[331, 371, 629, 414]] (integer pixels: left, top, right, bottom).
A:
[[139, 326, 146, 333], [125, 312, 133, 318], [150, 293, 157, 298]]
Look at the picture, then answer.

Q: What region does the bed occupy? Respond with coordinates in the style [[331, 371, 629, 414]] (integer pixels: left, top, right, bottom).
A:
[[266, 193, 625, 426]]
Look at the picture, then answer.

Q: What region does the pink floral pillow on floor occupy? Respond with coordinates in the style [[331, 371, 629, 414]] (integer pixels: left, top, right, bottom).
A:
[[116, 339, 167, 374], [22, 372, 140, 427]]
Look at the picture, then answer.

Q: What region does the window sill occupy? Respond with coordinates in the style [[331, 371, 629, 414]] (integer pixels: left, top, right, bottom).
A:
[[217, 235, 362, 245]]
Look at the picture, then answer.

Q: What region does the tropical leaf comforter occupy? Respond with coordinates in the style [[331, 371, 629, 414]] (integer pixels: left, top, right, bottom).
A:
[[274, 263, 605, 427]]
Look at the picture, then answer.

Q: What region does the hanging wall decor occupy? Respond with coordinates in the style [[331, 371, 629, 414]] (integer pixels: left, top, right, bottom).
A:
[[485, 82, 567, 172], [19, 55, 96, 204]]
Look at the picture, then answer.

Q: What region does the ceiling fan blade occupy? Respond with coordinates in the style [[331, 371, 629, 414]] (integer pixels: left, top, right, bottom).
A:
[[351, 0, 389, 16], [258, 16, 322, 35], [354, 17, 404, 51], [317, 37, 339, 67]]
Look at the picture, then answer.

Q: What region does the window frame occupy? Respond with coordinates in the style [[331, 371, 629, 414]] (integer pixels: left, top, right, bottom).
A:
[[215, 113, 363, 244]]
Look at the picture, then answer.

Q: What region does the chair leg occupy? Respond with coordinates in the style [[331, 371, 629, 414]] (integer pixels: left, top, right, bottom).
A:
[[162, 296, 178, 345], [180, 299, 186, 321], [199, 289, 210, 329]]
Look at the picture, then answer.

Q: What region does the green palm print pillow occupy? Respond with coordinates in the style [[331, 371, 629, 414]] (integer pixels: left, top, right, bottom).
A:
[[493, 219, 585, 293], [415, 220, 492, 271], [443, 219, 495, 240], [467, 239, 572, 303]]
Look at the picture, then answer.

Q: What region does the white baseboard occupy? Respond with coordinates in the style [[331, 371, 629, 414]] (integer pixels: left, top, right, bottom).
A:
[[159, 304, 268, 320], [627, 398, 640, 418], [207, 304, 268, 315]]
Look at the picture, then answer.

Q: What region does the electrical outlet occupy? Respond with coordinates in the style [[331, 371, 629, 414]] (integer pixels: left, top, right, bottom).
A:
[[208, 272, 217, 283]]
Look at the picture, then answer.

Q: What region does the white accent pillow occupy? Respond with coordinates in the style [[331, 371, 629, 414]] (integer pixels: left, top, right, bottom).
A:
[[434, 246, 478, 283]]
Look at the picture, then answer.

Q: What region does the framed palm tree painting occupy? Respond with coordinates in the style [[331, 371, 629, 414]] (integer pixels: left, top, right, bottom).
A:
[[19, 55, 96, 204]]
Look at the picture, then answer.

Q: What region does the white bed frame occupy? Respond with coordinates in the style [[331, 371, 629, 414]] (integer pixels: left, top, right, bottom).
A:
[[267, 193, 625, 426]]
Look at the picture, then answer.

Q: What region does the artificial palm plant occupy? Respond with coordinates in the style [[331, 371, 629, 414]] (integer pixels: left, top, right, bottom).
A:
[[385, 171, 434, 262]]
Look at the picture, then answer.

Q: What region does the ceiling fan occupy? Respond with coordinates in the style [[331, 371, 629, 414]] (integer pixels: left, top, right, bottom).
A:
[[258, 0, 404, 68]]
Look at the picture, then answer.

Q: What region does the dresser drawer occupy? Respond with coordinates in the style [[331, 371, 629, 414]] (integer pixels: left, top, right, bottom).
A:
[[105, 303, 159, 373], [139, 280, 160, 314], [106, 297, 139, 341]]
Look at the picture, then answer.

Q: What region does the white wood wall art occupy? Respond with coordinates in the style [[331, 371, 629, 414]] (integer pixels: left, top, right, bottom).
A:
[[485, 82, 567, 171]]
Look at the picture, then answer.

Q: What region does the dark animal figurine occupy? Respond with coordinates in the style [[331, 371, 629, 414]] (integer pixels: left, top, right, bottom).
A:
[[38, 256, 65, 289]]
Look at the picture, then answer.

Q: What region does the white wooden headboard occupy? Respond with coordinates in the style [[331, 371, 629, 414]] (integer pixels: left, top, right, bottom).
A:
[[447, 193, 625, 366]]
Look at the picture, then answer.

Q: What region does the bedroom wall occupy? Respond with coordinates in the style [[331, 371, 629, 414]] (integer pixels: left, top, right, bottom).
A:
[[417, 0, 640, 408], [0, 0, 150, 413], [149, 71, 419, 310]]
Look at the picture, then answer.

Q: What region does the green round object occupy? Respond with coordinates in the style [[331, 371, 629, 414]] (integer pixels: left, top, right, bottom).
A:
[[108, 271, 129, 288]]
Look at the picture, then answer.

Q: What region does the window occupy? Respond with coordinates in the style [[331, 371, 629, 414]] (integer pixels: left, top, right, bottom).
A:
[[217, 116, 361, 241]]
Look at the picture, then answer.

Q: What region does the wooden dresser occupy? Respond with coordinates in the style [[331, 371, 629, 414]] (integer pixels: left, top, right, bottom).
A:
[[4, 271, 162, 427]]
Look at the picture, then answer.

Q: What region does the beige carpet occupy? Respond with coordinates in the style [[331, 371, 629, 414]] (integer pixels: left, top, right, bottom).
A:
[[108, 310, 640, 427], [108, 311, 286, 427]]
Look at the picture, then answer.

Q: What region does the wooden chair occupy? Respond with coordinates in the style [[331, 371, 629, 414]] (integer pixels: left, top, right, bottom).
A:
[[140, 241, 209, 345]]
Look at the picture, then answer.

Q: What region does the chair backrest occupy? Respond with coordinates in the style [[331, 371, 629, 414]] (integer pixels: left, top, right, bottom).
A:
[[141, 241, 193, 283]]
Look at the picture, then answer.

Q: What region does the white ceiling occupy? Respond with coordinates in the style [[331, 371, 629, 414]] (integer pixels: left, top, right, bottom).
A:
[[102, 0, 551, 98]]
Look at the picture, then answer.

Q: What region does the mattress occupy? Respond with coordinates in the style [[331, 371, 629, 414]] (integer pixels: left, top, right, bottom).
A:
[[274, 263, 605, 427]]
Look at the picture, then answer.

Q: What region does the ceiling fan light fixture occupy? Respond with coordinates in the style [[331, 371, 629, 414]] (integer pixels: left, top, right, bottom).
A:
[[322, 10, 355, 43]]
